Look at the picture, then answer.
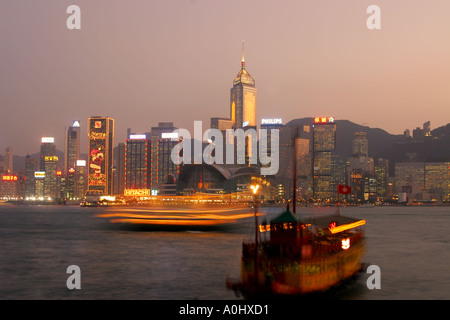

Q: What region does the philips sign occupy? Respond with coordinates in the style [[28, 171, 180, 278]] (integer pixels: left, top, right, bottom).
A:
[[261, 118, 282, 125]]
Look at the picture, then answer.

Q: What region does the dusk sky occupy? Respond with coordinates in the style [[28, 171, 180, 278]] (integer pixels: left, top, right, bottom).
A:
[[1, 1, 450, 156]]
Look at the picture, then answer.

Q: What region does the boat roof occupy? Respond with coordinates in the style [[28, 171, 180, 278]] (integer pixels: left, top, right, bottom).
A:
[[270, 210, 298, 224], [270, 208, 363, 229]]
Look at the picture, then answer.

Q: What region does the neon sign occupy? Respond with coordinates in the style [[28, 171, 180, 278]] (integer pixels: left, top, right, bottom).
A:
[[124, 189, 151, 197], [41, 137, 55, 143], [161, 132, 179, 139], [129, 134, 146, 140], [35, 172, 45, 178], [261, 118, 282, 125], [314, 117, 335, 124], [2, 175, 18, 181]]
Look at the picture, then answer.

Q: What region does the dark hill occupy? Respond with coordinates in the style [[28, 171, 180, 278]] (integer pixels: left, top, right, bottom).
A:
[[285, 118, 404, 158]]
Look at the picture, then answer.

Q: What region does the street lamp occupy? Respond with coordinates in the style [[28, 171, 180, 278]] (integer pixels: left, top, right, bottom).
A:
[[250, 184, 260, 286]]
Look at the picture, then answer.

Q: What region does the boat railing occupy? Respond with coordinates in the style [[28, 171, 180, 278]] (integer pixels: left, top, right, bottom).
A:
[[243, 230, 364, 260]]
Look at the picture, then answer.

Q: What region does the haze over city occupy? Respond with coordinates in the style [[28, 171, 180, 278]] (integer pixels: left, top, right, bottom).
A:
[[1, 0, 450, 156]]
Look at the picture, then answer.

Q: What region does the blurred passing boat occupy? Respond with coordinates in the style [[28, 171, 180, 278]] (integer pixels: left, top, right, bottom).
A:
[[227, 206, 366, 297]]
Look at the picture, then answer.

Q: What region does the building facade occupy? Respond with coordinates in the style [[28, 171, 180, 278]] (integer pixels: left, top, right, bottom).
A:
[[230, 48, 257, 129], [312, 117, 336, 201], [87, 116, 114, 196], [125, 134, 150, 192]]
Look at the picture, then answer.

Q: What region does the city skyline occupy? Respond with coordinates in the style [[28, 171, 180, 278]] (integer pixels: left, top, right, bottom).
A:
[[1, 1, 450, 156]]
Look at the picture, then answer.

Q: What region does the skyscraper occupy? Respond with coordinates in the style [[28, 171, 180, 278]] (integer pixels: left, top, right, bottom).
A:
[[312, 117, 336, 201], [352, 132, 368, 158], [113, 143, 126, 195], [65, 120, 81, 174], [40, 137, 56, 171], [230, 43, 257, 129], [87, 116, 114, 196], [43, 155, 58, 199], [3, 146, 13, 173], [150, 122, 178, 192], [24, 155, 37, 197], [64, 120, 81, 198], [125, 134, 150, 191]]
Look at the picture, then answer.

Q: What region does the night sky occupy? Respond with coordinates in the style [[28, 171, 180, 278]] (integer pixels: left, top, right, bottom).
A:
[[1, 0, 449, 156]]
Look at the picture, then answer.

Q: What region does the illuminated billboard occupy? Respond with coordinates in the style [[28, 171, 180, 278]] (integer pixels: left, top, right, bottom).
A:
[[88, 117, 114, 194], [161, 132, 179, 139], [88, 118, 107, 188], [41, 137, 55, 143], [2, 175, 18, 181], [124, 189, 151, 197], [76, 160, 86, 166], [129, 134, 146, 140], [261, 118, 282, 125], [34, 171, 45, 178], [314, 117, 335, 124]]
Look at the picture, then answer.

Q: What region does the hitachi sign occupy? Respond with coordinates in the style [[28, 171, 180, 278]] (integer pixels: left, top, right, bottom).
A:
[[261, 118, 282, 125], [124, 189, 150, 197]]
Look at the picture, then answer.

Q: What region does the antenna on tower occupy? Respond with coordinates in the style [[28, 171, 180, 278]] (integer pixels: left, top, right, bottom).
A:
[[241, 40, 245, 68]]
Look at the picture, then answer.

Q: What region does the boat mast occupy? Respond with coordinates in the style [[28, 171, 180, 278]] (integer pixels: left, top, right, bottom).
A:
[[293, 125, 298, 214], [251, 184, 260, 287]]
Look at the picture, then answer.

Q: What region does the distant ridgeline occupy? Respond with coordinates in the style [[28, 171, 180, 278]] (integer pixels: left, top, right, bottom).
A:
[[11, 119, 450, 176]]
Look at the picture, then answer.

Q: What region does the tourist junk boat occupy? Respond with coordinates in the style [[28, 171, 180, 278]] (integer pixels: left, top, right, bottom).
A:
[[227, 205, 366, 297]]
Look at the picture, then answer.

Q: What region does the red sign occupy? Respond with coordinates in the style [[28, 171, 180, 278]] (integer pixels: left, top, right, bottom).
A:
[[338, 184, 351, 194], [56, 170, 62, 176], [95, 121, 102, 128], [2, 175, 18, 181], [314, 117, 334, 124]]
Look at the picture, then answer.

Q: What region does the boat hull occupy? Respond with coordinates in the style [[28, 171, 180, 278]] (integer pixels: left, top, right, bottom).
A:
[[239, 238, 365, 296]]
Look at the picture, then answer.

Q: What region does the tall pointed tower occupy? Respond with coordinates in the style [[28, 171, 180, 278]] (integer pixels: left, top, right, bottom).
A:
[[230, 41, 257, 129]]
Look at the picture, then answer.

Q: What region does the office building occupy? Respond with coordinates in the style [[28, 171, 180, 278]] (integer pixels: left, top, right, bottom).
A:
[[64, 120, 81, 197], [24, 155, 37, 198], [150, 122, 178, 192], [230, 44, 257, 129], [40, 137, 56, 171], [75, 160, 87, 199], [43, 155, 58, 199], [113, 143, 126, 195], [352, 132, 368, 157], [125, 134, 150, 192], [312, 117, 336, 201], [3, 146, 13, 173], [87, 116, 114, 196]]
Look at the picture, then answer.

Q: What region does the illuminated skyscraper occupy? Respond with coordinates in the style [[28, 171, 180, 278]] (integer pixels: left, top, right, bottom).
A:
[[230, 42, 257, 129], [150, 122, 178, 192], [25, 155, 37, 197], [3, 146, 13, 173], [125, 134, 150, 191], [113, 143, 126, 195], [87, 116, 114, 195], [312, 117, 336, 201], [65, 120, 81, 174], [43, 155, 58, 199], [75, 160, 87, 199], [40, 137, 56, 171], [352, 132, 368, 158], [64, 120, 80, 198]]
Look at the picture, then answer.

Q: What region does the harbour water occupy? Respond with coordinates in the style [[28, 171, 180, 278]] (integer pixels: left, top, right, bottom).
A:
[[0, 204, 449, 300]]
